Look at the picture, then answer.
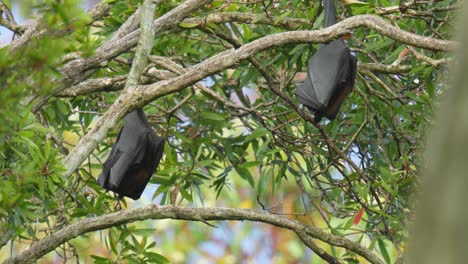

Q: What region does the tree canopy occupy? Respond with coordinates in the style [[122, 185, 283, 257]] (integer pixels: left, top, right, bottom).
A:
[[0, 0, 456, 263]]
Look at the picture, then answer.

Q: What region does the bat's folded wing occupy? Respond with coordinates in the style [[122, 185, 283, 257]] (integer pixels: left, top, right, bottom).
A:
[[97, 126, 146, 192], [295, 38, 356, 121], [295, 75, 322, 110], [308, 39, 349, 106], [122, 131, 165, 199], [97, 109, 165, 200]]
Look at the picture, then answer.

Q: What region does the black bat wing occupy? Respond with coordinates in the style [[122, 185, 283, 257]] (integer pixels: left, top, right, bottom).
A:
[[295, 65, 321, 109], [322, 46, 358, 120], [121, 125, 165, 200], [97, 109, 165, 200], [309, 39, 349, 105], [295, 39, 350, 118], [294, 0, 358, 122], [97, 127, 123, 189]]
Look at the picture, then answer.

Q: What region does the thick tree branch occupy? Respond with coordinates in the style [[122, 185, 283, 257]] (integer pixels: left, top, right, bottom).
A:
[[55, 13, 453, 99], [123, 0, 158, 94], [30, 0, 214, 113], [61, 0, 159, 176], [63, 13, 454, 83], [62, 12, 454, 177], [358, 62, 411, 74], [68, 12, 455, 77], [2, 206, 384, 264], [31, 10, 453, 114], [59, 0, 213, 86], [98, 4, 142, 54], [56, 68, 178, 97], [408, 4, 468, 263], [8, 2, 110, 53], [55, 61, 412, 97], [57, 75, 128, 97]]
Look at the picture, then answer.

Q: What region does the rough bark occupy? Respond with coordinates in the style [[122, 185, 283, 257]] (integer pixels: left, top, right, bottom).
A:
[[408, 4, 468, 264]]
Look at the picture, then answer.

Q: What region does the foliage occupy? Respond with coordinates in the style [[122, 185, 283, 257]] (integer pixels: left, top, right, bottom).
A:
[[0, 0, 455, 263]]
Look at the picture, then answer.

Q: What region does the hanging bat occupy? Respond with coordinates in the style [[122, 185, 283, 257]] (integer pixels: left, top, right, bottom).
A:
[[295, 0, 357, 122], [97, 109, 165, 200]]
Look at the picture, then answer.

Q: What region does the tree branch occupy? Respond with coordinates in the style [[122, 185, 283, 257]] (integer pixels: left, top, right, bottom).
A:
[[0, 2, 24, 35], [123, 0, 158, 94], [58, 0, 213, 87], [183, 11, 310, 30], [2, 206, 384, 264], [55, 61, 412, 97], [65, 12, 454, 83], [7, 2, 110, 53], [62, 12, 454, 177], [30, 0, 214, 113], [55, 12, 453, 99]]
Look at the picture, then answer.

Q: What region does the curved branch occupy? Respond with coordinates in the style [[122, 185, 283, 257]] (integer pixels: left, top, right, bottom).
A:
[[30, 0, 214, 113], [56, 61, 413, 97], [0, 2, 24, 34], [58, 0, 213, 87], [57, 13, 452, 98], [8, 2, 110, 53], [61, 12, 454, 94], [33, 10, 453, 113], [139, 15, 453, 103], [407, 46, 451, 67], [66, 13, 453, 80], [296, 231, 343, 264], [62, 13, 454, 177], [2, 206, 384, 264]]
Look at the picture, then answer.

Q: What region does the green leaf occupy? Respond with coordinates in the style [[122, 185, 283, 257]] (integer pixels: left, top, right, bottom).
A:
[[109, 233, 118, 254], [377, 238, 392, 264], [179, 22, 200, 28], [343, 216, 354, 231], [257, 167, 271, 195], [145, 252, 169, 263], [47, 177, 55, 194], [2, 0, 11, 9], [246, 127, 269, 141], [179, 187, 193, 202], [91, 255, 111, 264], [252, 14, 266, 23], [200, 112, 225, 121], [274, 10, 292, 24], [236, 166, 255, 187]]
